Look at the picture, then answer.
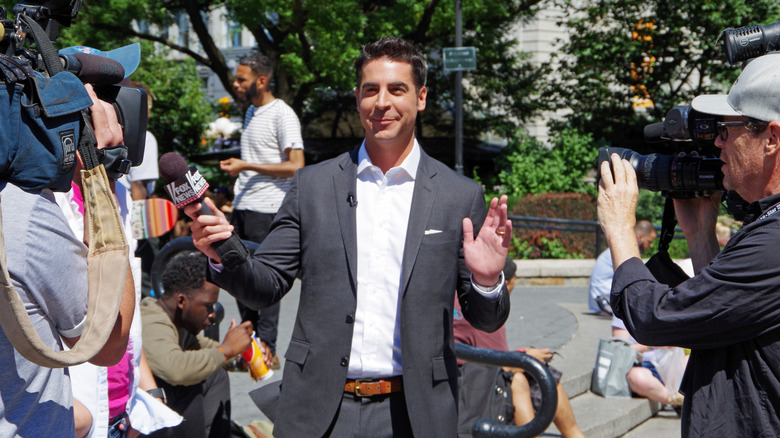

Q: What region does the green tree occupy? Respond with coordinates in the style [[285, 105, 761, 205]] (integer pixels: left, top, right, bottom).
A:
[[131, 50, 212, 159], [50, 0, 547, 140], [547, 0, 780, 152]]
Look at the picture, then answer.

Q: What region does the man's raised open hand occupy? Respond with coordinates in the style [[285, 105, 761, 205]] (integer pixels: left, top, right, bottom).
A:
[[463, 195, 512, 287]]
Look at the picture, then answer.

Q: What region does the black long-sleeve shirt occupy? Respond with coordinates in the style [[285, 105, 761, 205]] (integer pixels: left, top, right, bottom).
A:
[[612, 192, 780, 438]]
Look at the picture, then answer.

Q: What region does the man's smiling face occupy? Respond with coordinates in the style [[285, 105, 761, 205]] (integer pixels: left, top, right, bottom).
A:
[[355, 57, 427, 153]]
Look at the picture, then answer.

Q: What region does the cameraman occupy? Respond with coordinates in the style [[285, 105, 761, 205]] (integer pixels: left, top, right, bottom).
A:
[[598, 52, 780, 437], [0, 83, 134, 437]]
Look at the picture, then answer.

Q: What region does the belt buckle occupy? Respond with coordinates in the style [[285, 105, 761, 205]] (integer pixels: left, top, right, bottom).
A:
[[353, 378, 373, 397]]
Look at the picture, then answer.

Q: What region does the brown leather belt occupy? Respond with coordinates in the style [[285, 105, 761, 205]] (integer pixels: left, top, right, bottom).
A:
[[344, 376, 403, 397]]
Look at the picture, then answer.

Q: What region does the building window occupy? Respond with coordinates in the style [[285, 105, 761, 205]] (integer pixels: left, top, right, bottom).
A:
[[228, 21, 241, 47], [176, 12, 190, 47]]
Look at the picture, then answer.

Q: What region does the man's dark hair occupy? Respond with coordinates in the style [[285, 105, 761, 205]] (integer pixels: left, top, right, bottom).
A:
[[161, 252, 207, 297], [355, 37, 427, 90], [239, 53, 274, 79]]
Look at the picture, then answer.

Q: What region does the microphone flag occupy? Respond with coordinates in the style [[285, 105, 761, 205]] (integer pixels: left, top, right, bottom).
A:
[[164, 166, 209, 208]]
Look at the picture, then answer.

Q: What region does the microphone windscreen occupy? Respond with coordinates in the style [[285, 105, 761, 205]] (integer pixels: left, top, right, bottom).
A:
[[643, 122, 666, 143], [72, 53, 125, 85], [159, 152, 191, 183]]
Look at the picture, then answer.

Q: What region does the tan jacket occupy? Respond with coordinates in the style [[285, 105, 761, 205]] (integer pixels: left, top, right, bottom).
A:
[[140, 297, 224, 386]]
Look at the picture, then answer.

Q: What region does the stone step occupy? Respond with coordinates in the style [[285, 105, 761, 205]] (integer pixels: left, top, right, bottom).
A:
[[537, 301, 677, 437], [546, 392, 661, 437], [621, 409, 682, 438]]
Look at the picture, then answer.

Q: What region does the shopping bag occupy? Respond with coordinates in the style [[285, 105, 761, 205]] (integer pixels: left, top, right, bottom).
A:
[[651, 347, 687, 395], [591, 337, 636, 398], [457, 362, 514, 437]]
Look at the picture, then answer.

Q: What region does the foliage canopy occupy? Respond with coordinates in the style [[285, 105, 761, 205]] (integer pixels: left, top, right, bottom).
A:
[[546, 0, 780, 153], [41, 0, 547, 142]]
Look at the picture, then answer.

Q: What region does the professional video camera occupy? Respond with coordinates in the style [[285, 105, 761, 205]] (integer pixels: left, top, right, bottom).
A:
[[598, 20, 780, 218], [598, 104, 723, 198], [0, 0, 147, 191], [598, 105, 749, 217]]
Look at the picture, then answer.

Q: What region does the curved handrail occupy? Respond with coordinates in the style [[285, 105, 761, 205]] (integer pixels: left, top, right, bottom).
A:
[[455, 342, 558, 438]]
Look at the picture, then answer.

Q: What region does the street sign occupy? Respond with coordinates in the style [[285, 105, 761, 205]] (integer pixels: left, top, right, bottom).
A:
[[443, 47, 477, 72]]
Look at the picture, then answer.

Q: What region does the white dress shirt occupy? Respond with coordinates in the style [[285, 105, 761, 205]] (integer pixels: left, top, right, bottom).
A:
[[347, 141, 419, 378], [347, 140, 503, 378]]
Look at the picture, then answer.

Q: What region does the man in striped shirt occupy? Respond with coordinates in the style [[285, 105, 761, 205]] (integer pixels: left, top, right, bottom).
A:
[[220, 53, 304, 368]]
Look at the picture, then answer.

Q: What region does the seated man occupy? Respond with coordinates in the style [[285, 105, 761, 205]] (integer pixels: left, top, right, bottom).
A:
[[141, 252, 253, 438], [588, 220, 656, 314], [455, 259, 583, 438]]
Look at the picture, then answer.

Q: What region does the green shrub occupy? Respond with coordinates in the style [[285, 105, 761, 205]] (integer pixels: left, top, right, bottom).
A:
[[490, 128, 603, 204]]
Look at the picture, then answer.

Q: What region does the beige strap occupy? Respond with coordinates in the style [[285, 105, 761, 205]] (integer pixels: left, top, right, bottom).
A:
[[0, 165, 128, 367]]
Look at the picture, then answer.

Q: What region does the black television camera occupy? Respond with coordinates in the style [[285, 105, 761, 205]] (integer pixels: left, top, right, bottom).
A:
[[597, 105, 749, 218], [598, 104, 723, 198], [597, 20, 780, 219], [0, 0, 147, 191]]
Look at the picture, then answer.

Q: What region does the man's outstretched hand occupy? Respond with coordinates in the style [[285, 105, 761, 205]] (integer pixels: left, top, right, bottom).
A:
[[463, 195, 512, 287]]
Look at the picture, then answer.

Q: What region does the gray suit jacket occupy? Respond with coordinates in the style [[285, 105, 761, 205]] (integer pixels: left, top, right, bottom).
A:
[[211, 147, 510, 437]]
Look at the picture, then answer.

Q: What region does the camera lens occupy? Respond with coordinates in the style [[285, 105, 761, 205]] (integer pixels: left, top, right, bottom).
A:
[[632, 153, 670, 192], [598, 147, 724, 195], [669, 155, 723, 192]]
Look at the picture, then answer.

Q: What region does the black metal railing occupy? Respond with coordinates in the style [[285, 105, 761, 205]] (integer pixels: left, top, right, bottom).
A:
[[455, 343, 557, 438]]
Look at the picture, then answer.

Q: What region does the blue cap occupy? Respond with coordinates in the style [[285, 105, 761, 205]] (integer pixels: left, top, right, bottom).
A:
[[59, 42, 141, 79]]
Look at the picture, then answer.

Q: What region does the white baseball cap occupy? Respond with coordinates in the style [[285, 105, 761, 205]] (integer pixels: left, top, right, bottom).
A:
[[692, 52, 780, 122]]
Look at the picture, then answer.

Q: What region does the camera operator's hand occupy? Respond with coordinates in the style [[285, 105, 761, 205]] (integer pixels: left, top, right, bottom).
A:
[[672, 152, 722, 273], [598, 153, 640, 269], [84, 83, 124, 149]]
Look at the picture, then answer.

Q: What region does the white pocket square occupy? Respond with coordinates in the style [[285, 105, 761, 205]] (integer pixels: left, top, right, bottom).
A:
[[424, 229, 442, 235]]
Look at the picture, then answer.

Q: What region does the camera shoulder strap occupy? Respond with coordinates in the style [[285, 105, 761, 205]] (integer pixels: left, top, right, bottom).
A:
[[658, 196, 677, 252], [644, 196, 690, 287], [18, 14, 63, 76], [0, 164, 128, 367], [0, 16, 128, 367]]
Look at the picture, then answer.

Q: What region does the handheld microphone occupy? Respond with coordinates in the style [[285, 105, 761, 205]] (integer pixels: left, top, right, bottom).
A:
[[160, 152, 210, 213], [159, 152, 251, 269], [59, 53, 125, 85], [642, 122, 665, 143]]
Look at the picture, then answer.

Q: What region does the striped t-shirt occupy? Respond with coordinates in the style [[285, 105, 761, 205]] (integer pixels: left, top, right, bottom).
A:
[[233, 99, 303, 213]]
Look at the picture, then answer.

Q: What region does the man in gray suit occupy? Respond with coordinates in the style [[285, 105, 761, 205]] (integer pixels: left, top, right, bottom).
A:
[[186, 37, 511, 437]]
